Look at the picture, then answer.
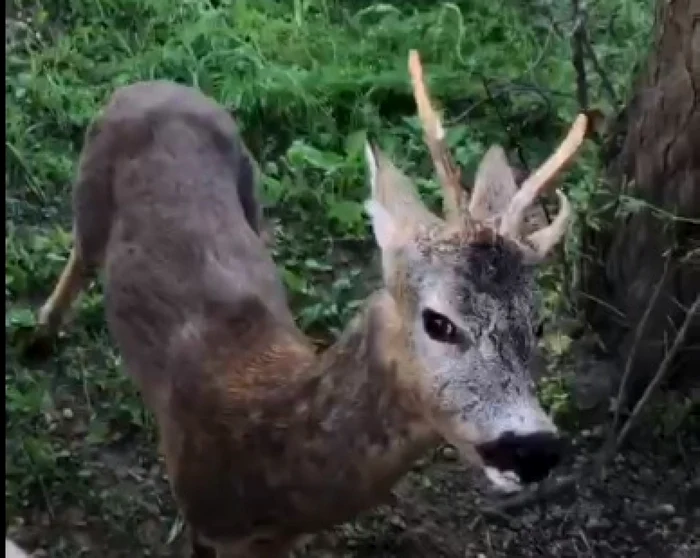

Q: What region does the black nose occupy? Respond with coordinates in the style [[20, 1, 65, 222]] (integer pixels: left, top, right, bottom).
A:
[[476, 431, 565, 484]]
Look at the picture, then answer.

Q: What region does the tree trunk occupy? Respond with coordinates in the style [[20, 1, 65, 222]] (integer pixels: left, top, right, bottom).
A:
[[579, 0, 700, 406]]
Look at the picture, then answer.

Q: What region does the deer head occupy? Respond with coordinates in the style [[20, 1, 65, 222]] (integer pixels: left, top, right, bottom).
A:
[[364, 51, 593, 492]]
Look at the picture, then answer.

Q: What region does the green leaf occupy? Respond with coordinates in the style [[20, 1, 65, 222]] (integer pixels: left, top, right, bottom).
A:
[[286, 140, 344, 172], [6, 306, 36, 330], [344, 129, 368, 160], [327, 200, 364, 228], [281, 267, 307, 294]]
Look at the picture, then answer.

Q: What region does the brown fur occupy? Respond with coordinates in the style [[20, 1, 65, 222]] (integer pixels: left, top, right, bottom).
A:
[[38, 82, 440, 556]]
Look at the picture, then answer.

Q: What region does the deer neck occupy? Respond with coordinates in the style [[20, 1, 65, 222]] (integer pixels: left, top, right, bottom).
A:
[[208, 288, 439, 498], [296, 289, 439, 481], [165, 289, 440, 539]]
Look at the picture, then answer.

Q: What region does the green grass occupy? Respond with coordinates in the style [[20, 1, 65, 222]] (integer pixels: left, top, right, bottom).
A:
[[6, 0, 653, 554]]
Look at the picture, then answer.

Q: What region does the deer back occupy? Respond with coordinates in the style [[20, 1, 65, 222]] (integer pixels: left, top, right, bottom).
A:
[[75, 81, 296, 396]]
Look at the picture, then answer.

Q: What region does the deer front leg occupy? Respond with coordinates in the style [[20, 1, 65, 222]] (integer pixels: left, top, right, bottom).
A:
[[37, 247, 87, 334]]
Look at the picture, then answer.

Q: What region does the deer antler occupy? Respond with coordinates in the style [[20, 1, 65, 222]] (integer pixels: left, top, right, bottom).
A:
[[499, 112, 595, 255], [408, 50, 465, 223]]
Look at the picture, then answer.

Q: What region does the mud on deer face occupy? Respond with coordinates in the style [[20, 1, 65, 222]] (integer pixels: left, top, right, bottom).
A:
[[365, 51, 594, 492]]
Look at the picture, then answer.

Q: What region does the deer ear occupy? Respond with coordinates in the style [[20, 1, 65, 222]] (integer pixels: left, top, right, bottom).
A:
[[364, 199, 399, 250], [468, 146, 519, 222], [364, 141, 439, 230], [364, 199, 406, 282], [363, 142, 401, 253]]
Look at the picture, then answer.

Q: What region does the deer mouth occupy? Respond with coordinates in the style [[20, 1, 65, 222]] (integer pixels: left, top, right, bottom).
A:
[[484, 466, 523, 493]]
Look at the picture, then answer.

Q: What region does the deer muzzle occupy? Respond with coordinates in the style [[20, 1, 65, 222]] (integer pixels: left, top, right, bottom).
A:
[[476, 431, 567, 490]]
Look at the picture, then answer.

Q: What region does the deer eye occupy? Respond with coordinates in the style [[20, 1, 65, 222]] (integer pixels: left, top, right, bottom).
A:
[[422, 309, 460, 344]]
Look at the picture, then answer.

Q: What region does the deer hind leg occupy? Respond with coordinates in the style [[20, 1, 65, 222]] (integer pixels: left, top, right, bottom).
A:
[[37, 243, 88, 333], [37, 189, 111, 335], [37, 126, 114, 336]]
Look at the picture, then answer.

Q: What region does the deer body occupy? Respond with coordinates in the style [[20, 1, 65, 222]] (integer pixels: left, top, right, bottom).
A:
[[38, 81, 435, 555], [162, 290, 438, 552], [39, 55, 593, 557]]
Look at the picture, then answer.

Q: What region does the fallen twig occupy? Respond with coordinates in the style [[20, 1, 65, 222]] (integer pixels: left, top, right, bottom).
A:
[[605, 252, 671, 453], [480, 472, 580, 517], [615, 295, 700, 450]]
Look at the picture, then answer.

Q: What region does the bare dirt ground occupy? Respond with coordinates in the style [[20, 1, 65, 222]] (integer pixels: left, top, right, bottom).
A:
[[300, 422, 700, 558]]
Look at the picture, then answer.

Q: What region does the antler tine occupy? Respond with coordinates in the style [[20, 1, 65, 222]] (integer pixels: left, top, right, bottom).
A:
[[408, 50, 464, 223], [499, 113, 592, 239]]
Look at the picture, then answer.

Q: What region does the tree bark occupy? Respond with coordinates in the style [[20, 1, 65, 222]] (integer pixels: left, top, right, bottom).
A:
[[580, 0, 700, 405]]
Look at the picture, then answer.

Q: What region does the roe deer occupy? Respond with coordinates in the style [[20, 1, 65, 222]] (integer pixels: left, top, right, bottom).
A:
[[37, 50, 595, 557]]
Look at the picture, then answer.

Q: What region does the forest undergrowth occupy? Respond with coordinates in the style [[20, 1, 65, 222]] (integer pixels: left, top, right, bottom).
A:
[[9, 1, 697, 557]]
